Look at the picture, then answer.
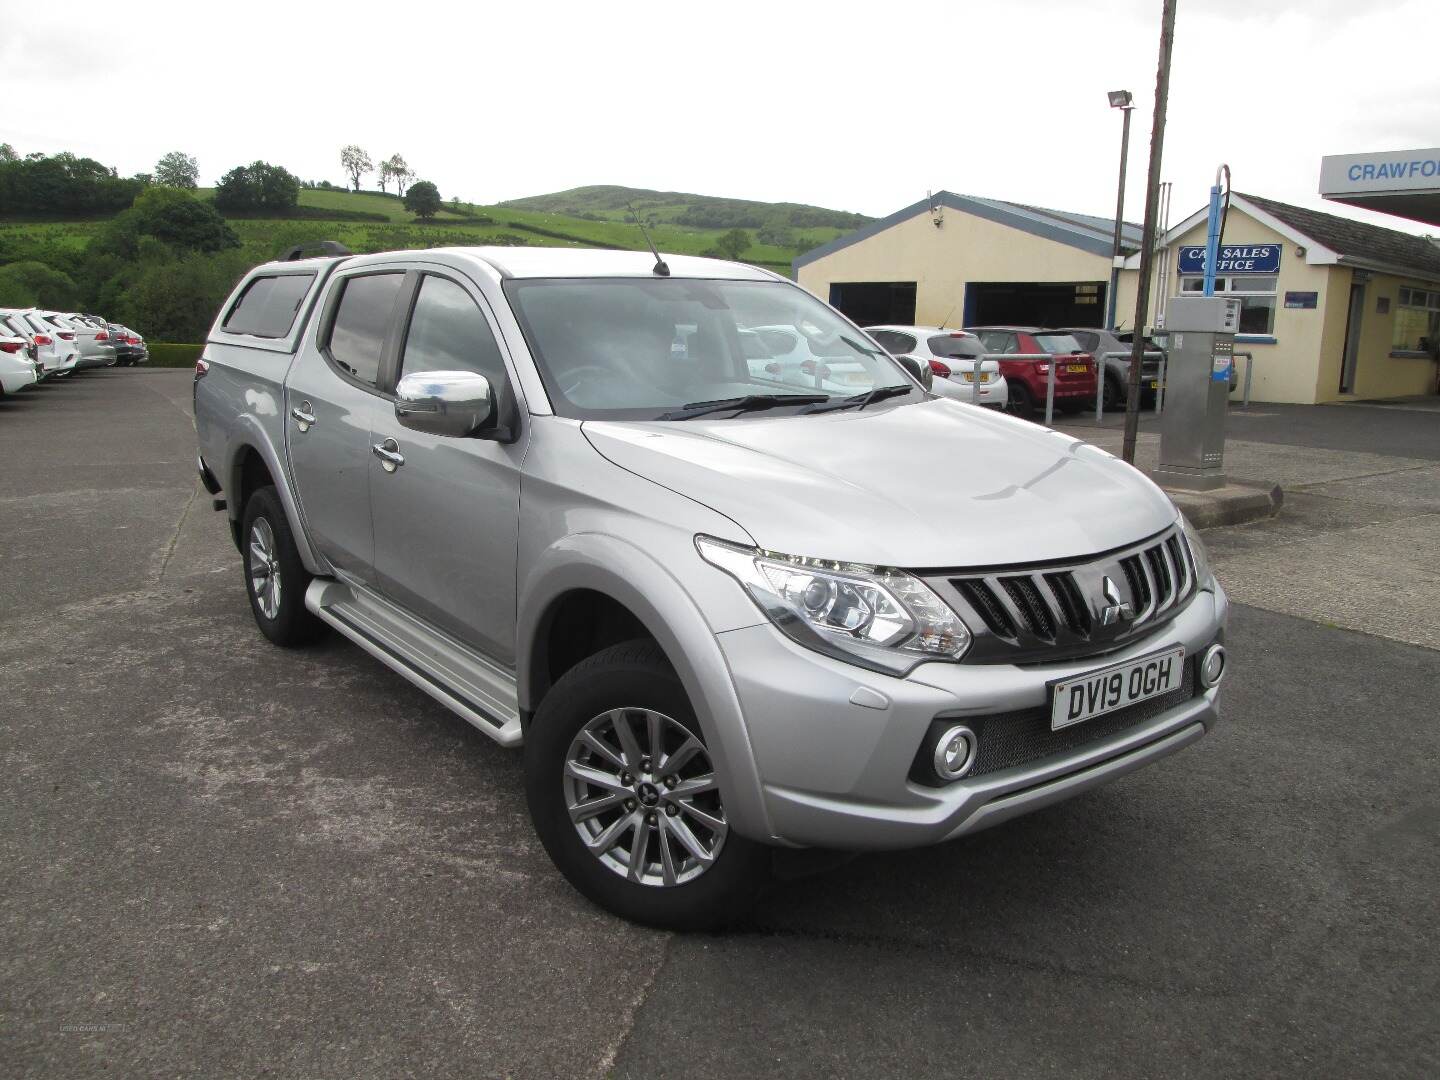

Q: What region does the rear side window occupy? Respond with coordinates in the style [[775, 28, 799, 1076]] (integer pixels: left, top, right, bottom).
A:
[[327, 272, 404, 386], [223, 273, 315, 338], [869, 329, 916, 354], [1033, 333, 1082, 354], [927, 334, 983, 359], [398, 275, 508, 389]]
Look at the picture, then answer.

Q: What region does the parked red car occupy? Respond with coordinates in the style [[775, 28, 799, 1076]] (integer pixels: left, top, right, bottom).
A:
[[964, 326, 1099, 415]]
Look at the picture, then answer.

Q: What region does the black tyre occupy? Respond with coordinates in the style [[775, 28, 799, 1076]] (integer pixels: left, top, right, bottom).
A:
[[525, 639, 770, 930], [1103, 374, 1124, 411], [1008, 380, 1035, 415], [240, 486, 326, 647]]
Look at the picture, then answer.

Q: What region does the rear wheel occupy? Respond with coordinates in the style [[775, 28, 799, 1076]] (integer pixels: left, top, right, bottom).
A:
[[241, 486, 326, 647], [525, 640, 770, 929], [1103, 373, 1125, 411], [1007, 380, 1035, 415]]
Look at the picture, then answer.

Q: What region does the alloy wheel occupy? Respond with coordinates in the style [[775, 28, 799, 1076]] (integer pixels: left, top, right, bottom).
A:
[[563, 708, 727, 887], [248, 517, 282, 620]]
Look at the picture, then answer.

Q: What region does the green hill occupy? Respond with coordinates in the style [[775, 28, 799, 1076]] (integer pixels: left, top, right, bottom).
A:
[[0, 180, 863, 346], [500, 184, 872, 234]]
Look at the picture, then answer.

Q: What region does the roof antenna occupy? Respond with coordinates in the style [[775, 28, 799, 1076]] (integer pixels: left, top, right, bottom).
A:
[[938, 302, 957, 329], [628, 202, 670, 276]]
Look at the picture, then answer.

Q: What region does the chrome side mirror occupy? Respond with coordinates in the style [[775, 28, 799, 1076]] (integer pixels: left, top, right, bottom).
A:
[[895, 354, 934, 391], [394, 370, 494, 437]]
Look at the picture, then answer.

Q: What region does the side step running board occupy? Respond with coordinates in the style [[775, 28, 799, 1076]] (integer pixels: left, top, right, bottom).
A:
[[305, 578, 523, 747]]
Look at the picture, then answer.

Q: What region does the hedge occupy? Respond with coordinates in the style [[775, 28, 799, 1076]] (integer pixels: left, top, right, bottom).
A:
[[146, 342, 204, 368]]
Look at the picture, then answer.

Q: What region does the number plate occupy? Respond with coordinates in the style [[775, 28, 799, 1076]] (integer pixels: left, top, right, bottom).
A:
[[1150, 380, 1160, 389], [961, 373, 991, 382], [1066, 363, 1088, 374], [1049, 646, 1185, 731]]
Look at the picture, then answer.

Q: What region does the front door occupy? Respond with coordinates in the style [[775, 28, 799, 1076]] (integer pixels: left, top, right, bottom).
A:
[[285, 268, 408, 584], [1339, 279, 1366, 393], [368, 271, 524, 665]]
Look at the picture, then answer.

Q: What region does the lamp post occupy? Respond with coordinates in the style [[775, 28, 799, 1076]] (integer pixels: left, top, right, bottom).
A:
[[1105, 90, 1134, 331]]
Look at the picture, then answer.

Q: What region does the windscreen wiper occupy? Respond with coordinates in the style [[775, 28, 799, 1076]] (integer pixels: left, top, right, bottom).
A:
[[657, 393, 828, 421], [800, 384, 913, 414]]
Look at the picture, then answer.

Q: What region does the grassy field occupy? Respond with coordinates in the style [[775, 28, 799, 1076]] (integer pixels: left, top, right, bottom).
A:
[[119, 187, 849, 274]]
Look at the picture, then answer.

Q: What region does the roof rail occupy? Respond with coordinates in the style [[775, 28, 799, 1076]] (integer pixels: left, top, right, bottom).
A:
[[279, 240, 354, 262]]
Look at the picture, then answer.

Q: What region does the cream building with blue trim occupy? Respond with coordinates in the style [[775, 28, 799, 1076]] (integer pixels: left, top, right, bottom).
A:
[[796, 189, 1440, 404]]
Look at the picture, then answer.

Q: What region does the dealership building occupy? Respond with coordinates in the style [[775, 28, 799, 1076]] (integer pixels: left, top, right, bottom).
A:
[[796, 157, 1440, 404]]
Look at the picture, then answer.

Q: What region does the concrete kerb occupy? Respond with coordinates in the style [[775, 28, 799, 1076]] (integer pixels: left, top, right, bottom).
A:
[[1154, 477, 1284, 530]]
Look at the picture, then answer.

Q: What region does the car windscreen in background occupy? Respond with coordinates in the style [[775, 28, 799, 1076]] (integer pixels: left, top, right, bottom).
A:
[[926, 335, 983, 359], [1033, 334, 1082, 354], [223, 273, 316, 338]]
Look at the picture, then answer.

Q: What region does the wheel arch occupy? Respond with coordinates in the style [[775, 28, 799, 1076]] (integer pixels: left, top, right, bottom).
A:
[[225, 418, 325, 574], [518, 536, 773, 841]]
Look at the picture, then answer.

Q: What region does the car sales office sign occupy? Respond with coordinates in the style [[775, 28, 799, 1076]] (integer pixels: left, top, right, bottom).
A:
[[1177, 244, 1282, 275]]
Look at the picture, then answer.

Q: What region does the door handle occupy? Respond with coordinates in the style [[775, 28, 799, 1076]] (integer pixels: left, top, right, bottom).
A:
[[371, 437, 405, 472], [291, 401, 316, 431]]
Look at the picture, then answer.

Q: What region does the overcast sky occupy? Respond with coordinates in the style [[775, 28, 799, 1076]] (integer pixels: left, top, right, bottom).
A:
[[3, 0, 1437, 235]]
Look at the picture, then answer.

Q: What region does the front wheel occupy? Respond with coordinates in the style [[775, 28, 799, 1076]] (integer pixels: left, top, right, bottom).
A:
[[525, 640, 770, 929]]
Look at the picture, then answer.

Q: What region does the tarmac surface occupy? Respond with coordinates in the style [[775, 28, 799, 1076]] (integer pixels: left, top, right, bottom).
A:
[[3, 370, 1437, 1079]]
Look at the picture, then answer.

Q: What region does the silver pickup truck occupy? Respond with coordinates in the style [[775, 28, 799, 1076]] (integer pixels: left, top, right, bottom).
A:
[[194, 242, 1229, 929]]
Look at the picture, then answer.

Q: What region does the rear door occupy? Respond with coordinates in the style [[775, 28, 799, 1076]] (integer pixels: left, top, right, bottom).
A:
[[368, 268, 525, 663], [285, 266, 408, 584]]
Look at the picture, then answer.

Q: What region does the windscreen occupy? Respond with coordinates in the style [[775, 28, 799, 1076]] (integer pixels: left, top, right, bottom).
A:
[[926, 334, 984, 359], [1033, 333, 1083, 355], [504, 278, 918, 420]]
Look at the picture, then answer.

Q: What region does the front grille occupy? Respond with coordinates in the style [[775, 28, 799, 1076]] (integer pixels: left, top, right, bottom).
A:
[[928, 525, 1198, 664], [911, 657, 1198, 785]]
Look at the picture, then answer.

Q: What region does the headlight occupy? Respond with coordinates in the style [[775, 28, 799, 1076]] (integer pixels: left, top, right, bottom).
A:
[[696, 536, 971, 675], [1180, 514, 1214, 587]]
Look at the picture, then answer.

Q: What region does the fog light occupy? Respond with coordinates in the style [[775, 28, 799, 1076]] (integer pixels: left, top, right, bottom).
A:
[[932, 725, 977, 781], [1200, 644, 1227, 688]]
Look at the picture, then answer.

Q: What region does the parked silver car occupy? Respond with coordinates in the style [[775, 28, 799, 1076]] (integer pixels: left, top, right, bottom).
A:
[[1060, 327, 1164, 410], [195, 245, 1229, 929]]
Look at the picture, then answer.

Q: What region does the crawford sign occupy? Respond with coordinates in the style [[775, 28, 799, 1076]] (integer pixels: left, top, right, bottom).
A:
[[1177, 244, 1282, 275], [1320, 149, 1440, 194]]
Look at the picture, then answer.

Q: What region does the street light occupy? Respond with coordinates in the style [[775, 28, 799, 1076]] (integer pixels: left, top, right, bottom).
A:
[[1105, 90, 1135, 330]]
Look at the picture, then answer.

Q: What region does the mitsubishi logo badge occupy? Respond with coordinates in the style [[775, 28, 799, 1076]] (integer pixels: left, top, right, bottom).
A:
[[1100, 575, 1134, 626]]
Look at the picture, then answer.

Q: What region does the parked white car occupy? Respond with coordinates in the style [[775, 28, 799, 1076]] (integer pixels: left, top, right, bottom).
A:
[[865, 325, 1007, 408], [2, 310, 80, 378], [0, 324, 40, 396], [47, 312, 116, 369]]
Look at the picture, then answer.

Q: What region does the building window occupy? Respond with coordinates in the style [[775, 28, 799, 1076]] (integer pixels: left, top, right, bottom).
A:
[[1179, 274, 1278, 334], [1393, 287, 1440, 354]]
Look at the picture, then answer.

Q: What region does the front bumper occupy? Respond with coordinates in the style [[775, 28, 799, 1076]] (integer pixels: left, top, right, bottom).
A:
[[715, 584, 1228, 849]]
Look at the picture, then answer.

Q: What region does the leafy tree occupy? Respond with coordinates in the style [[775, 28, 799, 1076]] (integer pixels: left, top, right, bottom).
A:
[[0, 143, 18, 163], [214, 161, 300, 214], [378, 153, 409, 195], [340, 145, 372, 192], [403, 180, 442, 220], [0, 260, 78, 309], [713, 228, 751, 260], [154, 151, 199, 189], [132, 187, 238, 251], [756, 223, 794, 248], [0, 152, 143, 216]]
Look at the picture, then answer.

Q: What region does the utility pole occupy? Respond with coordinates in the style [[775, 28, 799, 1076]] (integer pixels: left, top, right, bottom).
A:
[[1105, 94, 1134, 330], [1122, 0, 1177, 465]]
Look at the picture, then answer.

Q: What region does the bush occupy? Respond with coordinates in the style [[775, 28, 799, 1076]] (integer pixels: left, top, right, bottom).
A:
[[214, 161, 300, 215], [403, 180, 442, 220], [145, 342, 205, 368], [0, 260, 79, 308], [0, 152, 144, 217]]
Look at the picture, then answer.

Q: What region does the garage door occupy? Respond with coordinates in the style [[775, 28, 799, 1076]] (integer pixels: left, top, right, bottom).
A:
[[965, 282, 1105, 327]]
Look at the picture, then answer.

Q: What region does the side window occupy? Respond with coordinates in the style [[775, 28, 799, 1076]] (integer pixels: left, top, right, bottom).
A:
[[224, 273, 316, 338], [328, 272, 405, 387], [399, 275, 508, 390], [870, 330, 916, 354]]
